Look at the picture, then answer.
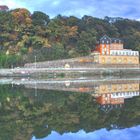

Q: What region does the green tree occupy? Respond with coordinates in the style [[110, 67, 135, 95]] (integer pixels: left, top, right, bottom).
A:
[[31, 11, 50, 26]]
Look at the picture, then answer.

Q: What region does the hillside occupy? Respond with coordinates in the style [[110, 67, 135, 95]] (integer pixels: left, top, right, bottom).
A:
[[0, 8, 140, 68]]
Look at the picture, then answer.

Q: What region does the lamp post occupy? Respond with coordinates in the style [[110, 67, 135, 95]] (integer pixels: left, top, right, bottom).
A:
[[35, 55, 37, 69], [34, 55, 37, 97], [35, 81, 37, 96]]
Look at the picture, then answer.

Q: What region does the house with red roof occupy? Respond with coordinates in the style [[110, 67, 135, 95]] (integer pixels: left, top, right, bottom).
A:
[[0, 5, 9, 11]]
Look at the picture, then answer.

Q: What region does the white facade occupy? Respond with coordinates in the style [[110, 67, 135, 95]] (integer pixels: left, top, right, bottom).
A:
[[111, 91, 139, 99], [110, 49, 139, 56]]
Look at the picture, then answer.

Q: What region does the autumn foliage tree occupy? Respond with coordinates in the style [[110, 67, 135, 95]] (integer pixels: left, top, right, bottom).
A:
[[11, 8, 32, 26], [0, 8, 140, 67]]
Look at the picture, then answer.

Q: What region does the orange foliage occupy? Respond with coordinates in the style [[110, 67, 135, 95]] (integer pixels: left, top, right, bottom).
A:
[[12, 8, 32, 25], [68, 26, 78, 36]]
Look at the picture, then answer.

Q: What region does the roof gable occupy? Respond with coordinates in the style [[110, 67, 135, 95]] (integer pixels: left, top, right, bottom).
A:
[[100, 35, 111, 44], [99, 35, 123, 44], [111, 38, 123, 43]]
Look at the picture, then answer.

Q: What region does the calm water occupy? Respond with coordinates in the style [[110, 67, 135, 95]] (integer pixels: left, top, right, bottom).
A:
[[0, 76, 140, 140]]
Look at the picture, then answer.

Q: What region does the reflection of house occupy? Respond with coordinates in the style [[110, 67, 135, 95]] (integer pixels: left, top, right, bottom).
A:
[[93, 82, 140, 112], [94, 83, 139, 94], [92, 35, 139, 64], [0, 5, 9, 11], [97, 93, 124, 105], [111, 91, 139, 99], [96, 93, 124, 113]]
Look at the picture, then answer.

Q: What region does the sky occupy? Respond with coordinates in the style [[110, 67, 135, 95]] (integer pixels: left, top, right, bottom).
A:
[[0, 0, 140, 19], [32, 125, 140, 140]]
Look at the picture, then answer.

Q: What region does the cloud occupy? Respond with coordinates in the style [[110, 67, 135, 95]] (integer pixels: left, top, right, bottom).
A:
[[32, 125, 140, 140], [0, 0, 26, 9], [0, 0, 140, 19]]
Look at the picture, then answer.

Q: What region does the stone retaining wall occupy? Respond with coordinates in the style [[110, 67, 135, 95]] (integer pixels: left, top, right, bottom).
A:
[[24, 56, 140, 69]]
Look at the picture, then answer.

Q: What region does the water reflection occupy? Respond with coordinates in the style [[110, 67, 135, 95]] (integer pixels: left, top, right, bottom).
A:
[[0, 76, 139, 140], [32, 125, 140, 140], [94, 81, 140, 113]]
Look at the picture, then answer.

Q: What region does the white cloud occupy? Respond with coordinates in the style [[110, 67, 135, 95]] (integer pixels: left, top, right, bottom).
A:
[[0, 0, 24, 9]]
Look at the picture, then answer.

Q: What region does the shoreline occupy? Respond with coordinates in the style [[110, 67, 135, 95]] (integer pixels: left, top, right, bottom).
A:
[[0, 67, 140, 77]]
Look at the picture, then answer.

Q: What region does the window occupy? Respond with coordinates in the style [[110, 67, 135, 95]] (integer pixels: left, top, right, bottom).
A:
[[119, 85, 122, 90], [106, 51, 109, 55], [134, 52, 136, 56], [119, 58, 122, 63], [102, 44, 104, 48], [134, 58, 138, 62], [106, 45, 109, 49], [108, 85, 112, 91], [129, 85, 132, 89]]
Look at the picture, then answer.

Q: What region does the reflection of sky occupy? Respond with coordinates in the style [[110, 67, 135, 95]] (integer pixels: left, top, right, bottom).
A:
[[32, 125, 140, 140]]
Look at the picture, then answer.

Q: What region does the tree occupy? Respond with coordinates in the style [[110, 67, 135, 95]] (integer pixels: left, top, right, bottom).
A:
[[76, 40, 91, 56], [11, 8, 32, 26], [31, 11, 50, 26]]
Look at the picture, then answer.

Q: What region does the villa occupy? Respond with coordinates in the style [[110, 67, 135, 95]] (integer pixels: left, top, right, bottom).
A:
[[92, 35, 139, 64], [0, 5, 9, 11]]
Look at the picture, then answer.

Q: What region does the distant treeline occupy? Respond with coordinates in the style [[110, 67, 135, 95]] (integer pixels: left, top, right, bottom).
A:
[[0, 8, 140, 67]]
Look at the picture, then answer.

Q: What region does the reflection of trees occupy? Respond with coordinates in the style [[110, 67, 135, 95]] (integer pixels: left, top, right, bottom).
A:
[[0, 85, 139, 139]]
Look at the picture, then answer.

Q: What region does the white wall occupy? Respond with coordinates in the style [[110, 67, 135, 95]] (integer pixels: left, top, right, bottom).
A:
[[111, 91, 139, 99], [110, 50, 139, 56]]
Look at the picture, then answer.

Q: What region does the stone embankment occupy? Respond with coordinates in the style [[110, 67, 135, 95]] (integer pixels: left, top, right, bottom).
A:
[[24, 56, 140, 69], [0, 56, 139, 77], [24, 56, 93, 68]]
